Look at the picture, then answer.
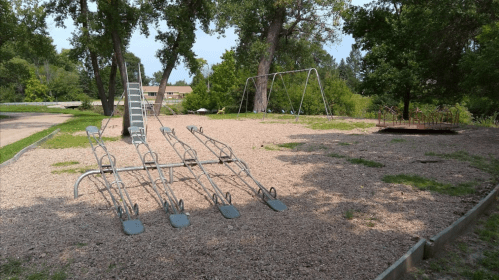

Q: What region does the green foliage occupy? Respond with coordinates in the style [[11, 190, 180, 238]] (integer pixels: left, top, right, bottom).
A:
[[184, 50, 237, 111], [345, 209, 354, 220], [477, 214, 499, 245], [51, 161, 79, 167], [390, 138, 406, 143], [78, 94, 92, 110], [382, 174, 476, 196], [347, 158, 384, 168], [328, 153, 346, 158], [277, 142, 305, 149]]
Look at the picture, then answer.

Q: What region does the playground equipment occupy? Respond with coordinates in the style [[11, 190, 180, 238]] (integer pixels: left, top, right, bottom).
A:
[[237, 68, 332, 121], [187, 126, 287, 211], [74, 63, 287, 234], [84, 126, 144, 235], [377, 106, 460, 130]]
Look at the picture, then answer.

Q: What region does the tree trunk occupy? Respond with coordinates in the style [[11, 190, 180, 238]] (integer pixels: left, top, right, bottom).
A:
[[254, 7, 285, 112], [153, 35, 180, 115], [111, 29, 130, 136], [403, 88, 411, 120], [80, 0, 113, 116]]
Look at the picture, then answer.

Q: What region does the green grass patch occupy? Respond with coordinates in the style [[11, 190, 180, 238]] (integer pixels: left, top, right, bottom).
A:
[[382, 174, 476, 196], [276, 142, 305, 149], [347, 158, 384, 168], [0, 257, 68, 280], [0, 106, 109, 163], [328, 153, 346, 158], [41, 134, 120, 149], [51, 161, 79, 167], [425, 151, 499, 183], [477, 213, 499, 244], [0, 115, 11, 119], [390, 138, 406, 143], [338, 142, 351, 146], [345, 209, 354, 220], [51, 165, 97, 174], [263, 144, 280, 151], [208, 113, 375, 131]]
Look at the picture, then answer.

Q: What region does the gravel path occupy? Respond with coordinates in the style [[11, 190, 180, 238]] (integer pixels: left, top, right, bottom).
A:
[[1, 115, 498, 279], [0, 112, 71, 147]]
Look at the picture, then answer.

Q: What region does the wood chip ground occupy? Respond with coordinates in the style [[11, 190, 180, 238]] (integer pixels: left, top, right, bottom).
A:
[[1, 116, 498, 279]]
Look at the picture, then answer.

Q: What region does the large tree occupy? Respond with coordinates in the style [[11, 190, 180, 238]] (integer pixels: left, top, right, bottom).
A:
[[343, 0, 497, 119], [48, 0, 140, 133], [147, 0, 213, 114], [215, 0, 348, 112]]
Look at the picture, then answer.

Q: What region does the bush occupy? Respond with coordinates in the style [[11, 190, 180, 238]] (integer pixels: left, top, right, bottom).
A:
[[78, 94, 93, 110]]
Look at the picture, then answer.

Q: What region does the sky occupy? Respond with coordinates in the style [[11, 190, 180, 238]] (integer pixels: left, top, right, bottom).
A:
[[46, 0, 373, 84]]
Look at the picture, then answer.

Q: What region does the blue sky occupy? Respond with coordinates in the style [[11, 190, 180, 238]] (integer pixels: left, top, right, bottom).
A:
[[47, 0, 372, 84]]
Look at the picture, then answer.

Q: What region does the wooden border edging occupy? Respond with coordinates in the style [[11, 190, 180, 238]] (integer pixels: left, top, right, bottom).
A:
[[375, 184, 499, 280], [0, 128, 60, 168], [374, 238, 427, 280], [424, 184, 499, 259]]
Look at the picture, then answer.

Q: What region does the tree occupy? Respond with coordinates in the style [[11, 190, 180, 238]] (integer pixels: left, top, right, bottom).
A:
[[148, 0, 213, 114], [343, 0, 498, 119], [215, 0, 348, 112]]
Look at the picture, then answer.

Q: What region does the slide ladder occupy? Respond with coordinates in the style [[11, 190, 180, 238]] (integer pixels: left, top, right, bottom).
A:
[[85, 126, 144, 235], [187, 126, 287, 211], [126, 75, 189, 227], [159, 127, 240, 219]]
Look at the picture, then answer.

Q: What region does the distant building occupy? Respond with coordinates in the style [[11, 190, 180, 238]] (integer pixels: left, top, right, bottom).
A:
[[142, 86, 192, 99]]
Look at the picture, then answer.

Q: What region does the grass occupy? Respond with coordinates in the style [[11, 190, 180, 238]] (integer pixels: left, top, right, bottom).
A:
[[477, 213, 499, 244], [0, 105, 121, 163], [276, 142, 305, 149], [328, 153, 346, 158], [338, 142, 351, 146], [390, 138, 406, 143], [425, 151, 499, 183], [0, 258, 68, 280], [347, 158, 384, 168], [0, 115, 10, 119], [51, 161, 79, 167], [408, 205, 499, 280], [345, 209, 354, 220], [51, 165, 97, 174], [207, 113, 375, 131], [382, 174, 476, 196]]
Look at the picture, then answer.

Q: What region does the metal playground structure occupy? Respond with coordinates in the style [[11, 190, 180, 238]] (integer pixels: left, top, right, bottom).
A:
[[237, 68, 332, 121], [74, 64, 287, 235], [377, 106, 460, 130]]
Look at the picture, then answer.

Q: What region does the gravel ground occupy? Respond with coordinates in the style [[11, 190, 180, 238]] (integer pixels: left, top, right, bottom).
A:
[[1, 115, 498, 279]]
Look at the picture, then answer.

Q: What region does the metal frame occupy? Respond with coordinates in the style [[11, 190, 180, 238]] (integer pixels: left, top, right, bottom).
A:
[[75, 63, 289, 234], [187, 126, 287, 211], [159, 127, 240, 219], [84, 125, 144, 235], [237, 68, 332, 121]]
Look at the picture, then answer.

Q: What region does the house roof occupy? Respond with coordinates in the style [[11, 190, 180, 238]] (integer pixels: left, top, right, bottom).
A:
[[142, 86, 192, 94]]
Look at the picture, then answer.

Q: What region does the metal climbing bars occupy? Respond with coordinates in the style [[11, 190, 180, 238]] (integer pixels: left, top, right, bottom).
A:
[[85, 125, 144, 235], [186, 126, 287, 212], [159, 127, 241, 219]]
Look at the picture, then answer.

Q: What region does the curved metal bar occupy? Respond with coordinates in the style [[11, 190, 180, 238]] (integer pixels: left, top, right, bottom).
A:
[[263, 73, 278, 120], [279, 74, 295, 114], [296, 69, 314, 121]]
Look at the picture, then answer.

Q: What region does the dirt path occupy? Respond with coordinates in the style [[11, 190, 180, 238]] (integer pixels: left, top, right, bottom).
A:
[[0, 112, 71, 147]]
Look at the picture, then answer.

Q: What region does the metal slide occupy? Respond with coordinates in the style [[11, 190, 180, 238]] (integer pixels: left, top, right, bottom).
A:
[[186, 126, 287, 212], [85, 126, 145, 235], [126, 71, 190, 228], [159, 127, 241, 219]]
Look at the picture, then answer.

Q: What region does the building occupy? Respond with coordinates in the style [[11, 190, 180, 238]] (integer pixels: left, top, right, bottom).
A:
[[142, 86, 192, 100]]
